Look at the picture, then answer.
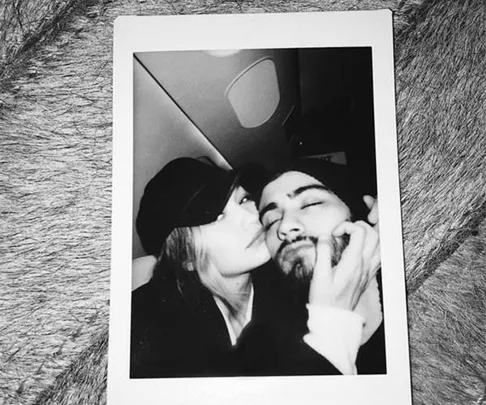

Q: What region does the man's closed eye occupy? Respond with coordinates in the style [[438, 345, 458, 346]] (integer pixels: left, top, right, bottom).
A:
[[302, 201, 324, 209], [264, 217, 280, 230]]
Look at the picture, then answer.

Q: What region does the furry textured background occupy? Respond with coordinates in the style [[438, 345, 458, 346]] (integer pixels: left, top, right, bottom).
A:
[[0, 0, 485, 404]]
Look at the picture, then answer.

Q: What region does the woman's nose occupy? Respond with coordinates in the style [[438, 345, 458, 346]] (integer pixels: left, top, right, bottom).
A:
[[277, 213, 304, 241]]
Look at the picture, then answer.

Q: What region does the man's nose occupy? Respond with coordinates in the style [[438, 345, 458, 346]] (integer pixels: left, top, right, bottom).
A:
[[277, 213, 304, 241]]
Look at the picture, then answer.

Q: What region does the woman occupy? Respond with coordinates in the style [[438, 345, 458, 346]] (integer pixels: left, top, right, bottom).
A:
[[130, 157, 379, 378]]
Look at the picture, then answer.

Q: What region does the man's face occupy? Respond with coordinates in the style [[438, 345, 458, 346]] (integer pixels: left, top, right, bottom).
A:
[[259, 171, 351, 280]]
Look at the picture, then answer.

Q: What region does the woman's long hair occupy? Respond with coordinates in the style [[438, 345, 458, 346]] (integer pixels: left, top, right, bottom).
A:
[[152, 227, 250, 330]]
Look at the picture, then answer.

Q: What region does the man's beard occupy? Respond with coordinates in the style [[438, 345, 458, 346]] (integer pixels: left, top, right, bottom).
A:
[[276, 233, 350, 285]]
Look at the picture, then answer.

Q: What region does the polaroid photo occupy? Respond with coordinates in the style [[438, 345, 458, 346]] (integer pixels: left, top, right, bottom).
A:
[[109, 10, 412, 405]]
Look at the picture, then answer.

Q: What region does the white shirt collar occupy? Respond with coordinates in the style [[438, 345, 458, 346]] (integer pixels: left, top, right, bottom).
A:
[[214, 284, 254, 346]]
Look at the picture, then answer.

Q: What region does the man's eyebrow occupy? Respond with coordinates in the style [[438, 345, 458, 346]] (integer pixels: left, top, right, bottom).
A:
[[290, 184, 329, 198], [259, 184, 328, 221]]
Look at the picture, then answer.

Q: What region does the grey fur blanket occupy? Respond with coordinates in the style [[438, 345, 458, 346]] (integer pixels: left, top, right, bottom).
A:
[[1, 1, 485, 404]]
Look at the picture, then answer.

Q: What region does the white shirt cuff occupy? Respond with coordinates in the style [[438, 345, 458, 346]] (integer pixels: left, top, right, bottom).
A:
[[303, 304, 365, 375]]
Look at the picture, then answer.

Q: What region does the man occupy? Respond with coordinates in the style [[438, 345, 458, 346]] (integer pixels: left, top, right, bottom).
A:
[[258, 158, 386, 375]]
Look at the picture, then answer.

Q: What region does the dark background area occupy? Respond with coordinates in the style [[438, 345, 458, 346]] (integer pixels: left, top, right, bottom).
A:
[[296, 47, 376, 195]]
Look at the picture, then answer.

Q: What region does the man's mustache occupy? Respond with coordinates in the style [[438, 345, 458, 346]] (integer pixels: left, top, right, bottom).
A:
[[276, 235, 318, 259], [276, 233, 350, 268]]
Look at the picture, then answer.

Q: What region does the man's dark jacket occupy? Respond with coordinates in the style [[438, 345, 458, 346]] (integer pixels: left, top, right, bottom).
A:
[[271, 270, 387, 375]]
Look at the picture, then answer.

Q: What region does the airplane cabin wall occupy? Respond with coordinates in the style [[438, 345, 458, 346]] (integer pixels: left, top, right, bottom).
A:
[[136, 50, 296, 171], [132, 58, 230, 259]]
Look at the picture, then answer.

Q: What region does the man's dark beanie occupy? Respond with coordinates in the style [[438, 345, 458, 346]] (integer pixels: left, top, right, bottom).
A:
[[273, 158, 370, 222]]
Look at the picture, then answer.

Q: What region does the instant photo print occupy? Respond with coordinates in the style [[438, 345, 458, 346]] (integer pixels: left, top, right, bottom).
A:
[[109, 10, 412, 405]]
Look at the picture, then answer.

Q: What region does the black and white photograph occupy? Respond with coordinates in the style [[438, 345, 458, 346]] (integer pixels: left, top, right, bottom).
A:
[[109, 11, 411, 405], [130, 46, 385, 379], [3, 2, 485, 405]]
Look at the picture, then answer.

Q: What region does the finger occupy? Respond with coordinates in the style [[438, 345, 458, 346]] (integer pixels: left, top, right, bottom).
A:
[[357, 238, 381, 292], [332, 221, 366, 254], [313, 239, 333, 282], [350, 221, 380, 286], [332, 220, 356, 238], [362, 266, 380, 293], [364, 195, 379, 226], [332, 222, 367, 277], [334, 220, 378, 265], [361, 271, 378, 297], [355, 220, 379, 258], [368, 208, 379, 227], [308, 240, 334, 306], [363, 195, 375, 210], [368, 245, 381, 280]]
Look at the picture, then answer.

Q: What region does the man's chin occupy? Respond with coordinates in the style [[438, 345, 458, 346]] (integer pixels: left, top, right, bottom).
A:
[[278, 250, 316, 283], [277, 234, 349, 282], [290, 261, 314, 283]]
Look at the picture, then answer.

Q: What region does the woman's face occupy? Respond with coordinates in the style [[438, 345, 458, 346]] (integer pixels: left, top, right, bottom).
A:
[[199, 186, 271, 277]]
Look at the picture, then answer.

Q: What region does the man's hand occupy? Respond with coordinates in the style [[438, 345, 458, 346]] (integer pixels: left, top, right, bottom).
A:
[[308, 221, 380, 311]]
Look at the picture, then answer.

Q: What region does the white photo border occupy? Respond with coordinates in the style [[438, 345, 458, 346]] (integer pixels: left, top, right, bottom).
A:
[[109, 10, 412, 405]]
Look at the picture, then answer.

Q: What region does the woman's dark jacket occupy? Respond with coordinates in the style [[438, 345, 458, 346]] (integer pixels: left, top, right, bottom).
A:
[[130, 263, 341, 378]]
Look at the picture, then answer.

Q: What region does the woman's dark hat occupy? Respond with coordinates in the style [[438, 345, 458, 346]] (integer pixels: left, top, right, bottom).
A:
[[136, 157, 267, 256]]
